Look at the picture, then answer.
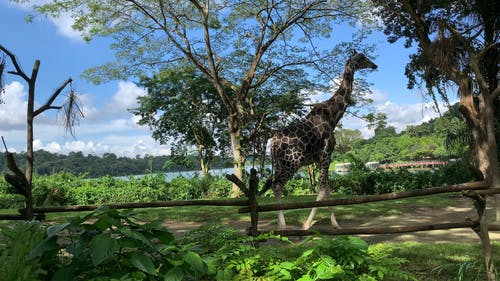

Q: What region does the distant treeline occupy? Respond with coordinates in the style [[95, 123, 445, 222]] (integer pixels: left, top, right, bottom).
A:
[[0, 150, 233, 178]]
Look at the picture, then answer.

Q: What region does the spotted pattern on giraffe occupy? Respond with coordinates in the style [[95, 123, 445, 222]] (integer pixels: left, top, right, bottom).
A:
[[267, 50, 377, 230]]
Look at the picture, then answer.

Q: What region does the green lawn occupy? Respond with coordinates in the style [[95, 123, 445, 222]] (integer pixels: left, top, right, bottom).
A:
[[1, 193, 497, 280]]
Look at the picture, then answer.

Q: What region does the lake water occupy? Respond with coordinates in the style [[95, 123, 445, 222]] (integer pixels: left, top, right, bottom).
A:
[[120, 166, 263, 182]]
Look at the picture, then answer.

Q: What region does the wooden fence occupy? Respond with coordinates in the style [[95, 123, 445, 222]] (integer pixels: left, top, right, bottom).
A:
[[2, 169, 500, 280], [228, 169, 499, 281]]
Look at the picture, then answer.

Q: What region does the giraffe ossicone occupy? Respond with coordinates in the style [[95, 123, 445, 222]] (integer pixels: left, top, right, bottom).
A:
[[266, 50, 377, 230]]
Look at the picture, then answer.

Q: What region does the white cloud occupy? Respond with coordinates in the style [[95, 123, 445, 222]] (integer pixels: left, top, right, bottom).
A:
[[7, 1, 84, 42], [75, 93, 99, 120], [49, 13, 84, 42], [111, 81, 146, 111], [32, 137, 170, 157], [377, 101, 441, 131], [0, 81, 28, 130]]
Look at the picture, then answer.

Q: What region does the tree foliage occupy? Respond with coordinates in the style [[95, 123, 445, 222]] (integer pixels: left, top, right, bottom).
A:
[[24, 0, 379, 195], [372, 0, 499, 185], [334, 105, 471, 164], [134, 66, 229, 175]]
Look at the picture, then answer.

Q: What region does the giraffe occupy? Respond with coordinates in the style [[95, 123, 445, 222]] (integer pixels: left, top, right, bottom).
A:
[[267, 50, 377, 230]]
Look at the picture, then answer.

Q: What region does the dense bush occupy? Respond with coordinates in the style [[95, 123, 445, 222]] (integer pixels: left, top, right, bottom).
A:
[[0, 208, 416, 280], [0, 160, 477, 209], [332, 159, 477, 195]]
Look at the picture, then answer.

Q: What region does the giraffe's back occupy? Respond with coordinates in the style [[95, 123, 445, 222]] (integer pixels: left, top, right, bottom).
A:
[[270, 121, 325, 167]]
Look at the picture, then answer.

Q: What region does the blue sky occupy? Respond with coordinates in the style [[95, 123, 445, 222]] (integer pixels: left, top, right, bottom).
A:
[[0, 1, 443, 157]]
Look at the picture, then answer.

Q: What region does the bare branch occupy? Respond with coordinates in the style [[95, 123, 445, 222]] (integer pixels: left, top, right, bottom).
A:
[[0, 54, 6, 94], [33, 77, 72, 117], [0, 44, 29, 81]]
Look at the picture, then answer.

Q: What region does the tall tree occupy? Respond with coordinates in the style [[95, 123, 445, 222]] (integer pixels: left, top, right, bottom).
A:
[[334, 128, 363, 154], [373, 1, 499, 279], [0, 44, 83, 219], [27, 0, 377, 196], [134, 66, 228, 175], [373, 0, 499, 205]]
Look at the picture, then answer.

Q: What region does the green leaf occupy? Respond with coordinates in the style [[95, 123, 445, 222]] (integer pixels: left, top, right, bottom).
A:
[[130, 252, 158, 276], [93, 214, 120, 231], [47, 223, 70, 238], [29, 236, 58, 259], [279, 261, 295, 270], [50, 267, 75, 281], [183, 251, 206, 272], [119, 228, 154, 249], [315, 263, 335, 279], [90, 233, 119, 266], [215, 268, 234, 281], [164, 267, 184, 281], [296, 275, 314, 281]]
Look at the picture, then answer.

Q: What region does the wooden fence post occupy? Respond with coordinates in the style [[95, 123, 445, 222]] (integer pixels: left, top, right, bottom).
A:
[[248, 168, 259, 238], [225, 171, 259, 240]]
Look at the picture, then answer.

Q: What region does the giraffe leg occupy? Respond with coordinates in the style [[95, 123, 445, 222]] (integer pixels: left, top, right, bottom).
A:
[[303, 139, 340, 230], [273, 187, 287, 230]]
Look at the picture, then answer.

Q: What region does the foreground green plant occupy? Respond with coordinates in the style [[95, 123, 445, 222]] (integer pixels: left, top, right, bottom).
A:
[[0, 221, 51, 281], [0, 209, 418, 281], [181, 225, 417, 280], [30, 206, 213, 281]]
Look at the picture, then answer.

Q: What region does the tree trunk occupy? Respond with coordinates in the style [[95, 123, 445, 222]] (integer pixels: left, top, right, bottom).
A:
[[24, 61, 39, 221], [196, 143, 209, 176], [229, 131, 244, 197], [458, 77, 500, 222], [227, 114, 245, 197]]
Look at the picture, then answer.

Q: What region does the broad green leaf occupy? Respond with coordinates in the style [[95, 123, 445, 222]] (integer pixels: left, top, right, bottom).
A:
[[164, 267, 184, 281], [279, 261, 295, 270], [47, 222, 70, 238], [119, 228, 154, 249], [130, 252, 158, 276], [296, 275, 314, 281], [215, 268, 234, 281], [183, 251, 206, 272], [315, 263, 335, 279], [50, 267, 75, 281], [90, 233, 119, 266], [29, 236, 58, 258], [93, 214, 120, 231]]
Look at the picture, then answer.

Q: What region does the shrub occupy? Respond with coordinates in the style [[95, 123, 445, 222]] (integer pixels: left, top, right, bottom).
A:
[[1, 209, 416, 281], [29, 207, 213, 281], [0, 221, 55, 281], [180, 227, 417, 281]]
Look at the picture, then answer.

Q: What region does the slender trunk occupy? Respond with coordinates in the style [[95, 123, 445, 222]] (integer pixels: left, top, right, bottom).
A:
[[196, 144, 209, 176], [200, 158, 209, 176], [24, 61, 39, 220], [229, 130, 244, 197]]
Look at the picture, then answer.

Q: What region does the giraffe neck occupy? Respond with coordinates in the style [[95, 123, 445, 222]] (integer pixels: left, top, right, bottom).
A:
[[325, 63, 355, 120], [303, 62, 356, 130], [334, 63, 355, 103]]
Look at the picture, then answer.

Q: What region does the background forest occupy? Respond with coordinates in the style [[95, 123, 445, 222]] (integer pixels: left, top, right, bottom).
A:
[[0, 103, 474, 178]]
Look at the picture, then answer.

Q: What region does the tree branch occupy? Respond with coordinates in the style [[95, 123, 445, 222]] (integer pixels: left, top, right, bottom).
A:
[[33, 77, 72, 117], [0, 44, 30, 81], [442, 21, 491, 96]]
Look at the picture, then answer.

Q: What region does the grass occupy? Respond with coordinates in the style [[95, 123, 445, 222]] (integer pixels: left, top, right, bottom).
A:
[[381, 241, 500, 281], [0, 192, 460, 225], [0, 192, 497, 280]]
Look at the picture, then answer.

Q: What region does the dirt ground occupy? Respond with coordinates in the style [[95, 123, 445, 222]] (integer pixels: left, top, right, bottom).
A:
[[165, 196, 500, 244]]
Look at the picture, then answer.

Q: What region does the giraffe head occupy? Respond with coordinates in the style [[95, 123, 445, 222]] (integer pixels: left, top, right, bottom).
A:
[[347, 50, 377, 70]]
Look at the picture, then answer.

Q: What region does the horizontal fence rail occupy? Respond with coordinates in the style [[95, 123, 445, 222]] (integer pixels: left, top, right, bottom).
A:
[[18, 198, 249, 214], [239, 181, 490, 213], [268, 220, 481, 236]]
